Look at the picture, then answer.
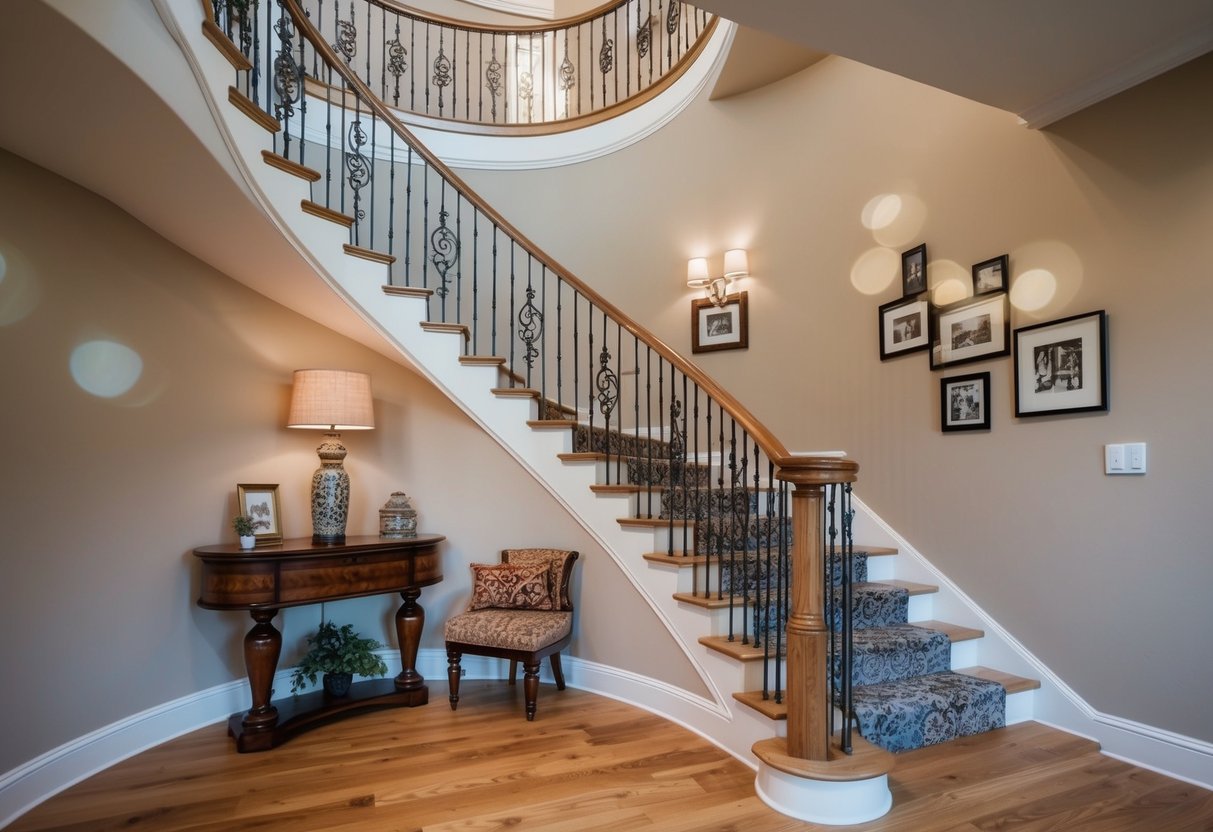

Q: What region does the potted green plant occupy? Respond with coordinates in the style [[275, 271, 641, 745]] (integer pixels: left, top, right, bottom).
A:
[[290, 621, 389, 698], [232, 514, 256, 549]]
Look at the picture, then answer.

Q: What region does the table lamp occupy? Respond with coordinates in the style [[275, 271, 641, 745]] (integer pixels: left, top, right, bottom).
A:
[[286, 369, 375, 544]]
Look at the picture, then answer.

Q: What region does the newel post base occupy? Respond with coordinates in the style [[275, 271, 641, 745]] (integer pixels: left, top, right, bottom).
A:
[[752, 736, 893, 825]]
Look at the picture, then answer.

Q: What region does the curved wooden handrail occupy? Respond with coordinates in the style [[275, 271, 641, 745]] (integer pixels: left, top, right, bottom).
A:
[[282, 0, 846, 478], [302, 16, 719, 137], [375, 0, 653, 36]]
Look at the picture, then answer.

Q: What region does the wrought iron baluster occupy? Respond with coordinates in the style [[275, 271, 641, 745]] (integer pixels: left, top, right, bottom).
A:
[[842, 482, 855, 754], [596, 312, 619, 485], [491, 225, 498, 355], [386, 18, 407, 107], [705, 397, 714, 596], [404, 144, 413, 285], [486, 41, 502, 122], [508, 240, 517, 381], [272, 0, 303, 159], [518, 258, 543, 383], [556, 276, 563, 414], [471, 210, 479, 352]]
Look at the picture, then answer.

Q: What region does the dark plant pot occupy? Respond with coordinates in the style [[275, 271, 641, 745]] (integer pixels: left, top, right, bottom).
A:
[[323, 672, 353, 698]]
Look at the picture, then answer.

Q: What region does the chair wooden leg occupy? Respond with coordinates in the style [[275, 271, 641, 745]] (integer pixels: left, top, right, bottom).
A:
[[550, 652, 566, 691], [446, 649, 462, 711], [523, 660, 540, 721], [508, 659, 518, 685]]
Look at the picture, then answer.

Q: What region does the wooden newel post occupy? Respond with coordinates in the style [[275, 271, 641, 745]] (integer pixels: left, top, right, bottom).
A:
[[777, 458, 859, 761]]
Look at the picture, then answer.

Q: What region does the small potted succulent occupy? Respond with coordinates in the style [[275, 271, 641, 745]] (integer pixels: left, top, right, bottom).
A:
[[290, 621, 389, 698], [232, 514, 256, 549]]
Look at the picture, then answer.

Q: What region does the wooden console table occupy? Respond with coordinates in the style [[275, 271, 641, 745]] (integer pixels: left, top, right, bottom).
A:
[[193, 534, 444, 752]]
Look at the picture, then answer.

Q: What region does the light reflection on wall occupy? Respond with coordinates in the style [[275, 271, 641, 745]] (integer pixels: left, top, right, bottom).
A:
[[70, 340, 144, 398], [849, 247, 898, 295], [870, 194, 927, 249], [0, 242, 40, 326], [928, 260, 972, 306], [1008, 241, 1083, 316]]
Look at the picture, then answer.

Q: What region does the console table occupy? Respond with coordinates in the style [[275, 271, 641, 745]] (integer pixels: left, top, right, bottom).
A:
[[193, 534, 444, 752]]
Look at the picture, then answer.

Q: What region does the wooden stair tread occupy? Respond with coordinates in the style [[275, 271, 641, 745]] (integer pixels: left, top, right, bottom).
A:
[[343, 243, 396, 265], [227, 86, 279, 133], [202, 19, 252, 70], [873, 579, 937, 596], [733, 690, 786, 720], [460, 355, 507, 366], [618, 516, 694, 529], [557, 452, 600, 463], [955, 666, 1041, 695], [491, 387, 539, 398], [673, 592, 746, 610], [912, 620, 984, 642], [590, 483, 666, 494], [699, 635, 768, 662], [261, 150, 320, 181], [420, 322, 470, 339], [382, 284, 434, 299], [528, 419, 579, 429], [642, 552, 704, 566], [301, 199, 354, 227]]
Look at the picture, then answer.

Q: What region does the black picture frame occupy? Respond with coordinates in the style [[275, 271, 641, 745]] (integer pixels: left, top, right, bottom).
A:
[[940, 372, 991, 432], [1014, 310, 1108, 417], [878, 295, 930, 360], [929, 292, 1010, 370], [691, 291, 749, 353], [901, 243, 927, 297], [972, 254, 1009, 295]]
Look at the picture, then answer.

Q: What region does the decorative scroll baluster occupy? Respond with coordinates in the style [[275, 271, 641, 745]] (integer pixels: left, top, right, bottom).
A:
[[430, 207, 459, 314], [486, 44, 502, 122], [345, 117, 370, 240], [332, 1, 356, 63], [432, 32, 451, 115], [272, 1, 303, 157], [386, 21, 407, 106], [519, 265, 543, 377]]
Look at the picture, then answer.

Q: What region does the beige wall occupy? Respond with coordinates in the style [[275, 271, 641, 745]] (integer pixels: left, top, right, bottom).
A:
[[458, 53, 1213, 740], [0, 150, 704, 774]]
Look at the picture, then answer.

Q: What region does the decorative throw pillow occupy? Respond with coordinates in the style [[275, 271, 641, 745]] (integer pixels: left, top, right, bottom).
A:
[[468, 562, 554, 611], [502, 549, 573, 610]]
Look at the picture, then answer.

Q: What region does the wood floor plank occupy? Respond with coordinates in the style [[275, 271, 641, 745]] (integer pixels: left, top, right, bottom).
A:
[[9, 684, 1212, 832]]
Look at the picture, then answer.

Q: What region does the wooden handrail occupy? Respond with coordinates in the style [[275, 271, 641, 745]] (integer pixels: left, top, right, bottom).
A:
[[280, 0, 830, 475], [368, 0, 677, 36]]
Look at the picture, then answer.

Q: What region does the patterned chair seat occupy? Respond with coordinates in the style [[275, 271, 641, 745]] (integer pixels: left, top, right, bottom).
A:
[[445, 610, 572, 652]]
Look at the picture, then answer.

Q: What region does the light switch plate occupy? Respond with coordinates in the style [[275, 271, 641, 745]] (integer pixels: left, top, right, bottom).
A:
[[1105, 444, 1125, 473], [1106, 442, 1146, 475]]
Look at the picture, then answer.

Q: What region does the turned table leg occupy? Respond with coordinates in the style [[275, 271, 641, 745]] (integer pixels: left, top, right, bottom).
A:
[[242, 608, 281, 730], [395, 587, 424, 691]]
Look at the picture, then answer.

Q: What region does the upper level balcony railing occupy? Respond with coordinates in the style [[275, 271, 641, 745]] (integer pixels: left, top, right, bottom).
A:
[[211, 0, 717, 133]]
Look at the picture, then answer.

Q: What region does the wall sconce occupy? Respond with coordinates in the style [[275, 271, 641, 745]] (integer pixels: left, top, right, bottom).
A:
[[687, 249, 749, 307]]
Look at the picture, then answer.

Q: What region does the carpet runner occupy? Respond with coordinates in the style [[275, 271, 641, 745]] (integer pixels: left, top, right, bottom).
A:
[[574, 421, 1007, 753]]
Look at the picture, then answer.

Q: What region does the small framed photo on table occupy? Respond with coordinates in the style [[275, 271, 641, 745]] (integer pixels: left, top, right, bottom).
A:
[[878, 295, 930, 360], [940, 371, 991, 432], [691, 292, 749, 353], [1014, 310, 1108, 417], [930, 292, 1010, 370], [972, 254, 1008, 295], [237, 483, 283, 544], [901, 243, 927, 296]]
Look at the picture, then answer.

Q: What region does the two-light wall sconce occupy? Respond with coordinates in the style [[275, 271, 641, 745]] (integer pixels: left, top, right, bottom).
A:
[[686, 249, 749, 307]]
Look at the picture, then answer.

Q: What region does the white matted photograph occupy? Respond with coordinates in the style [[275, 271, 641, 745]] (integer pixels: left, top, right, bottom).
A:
[[1014, 310, 1108, 417], [930, 292, 1010, 370], [878, 296, 930, 360], [691, 292, 749, 353], [940, 371, 991, 432]]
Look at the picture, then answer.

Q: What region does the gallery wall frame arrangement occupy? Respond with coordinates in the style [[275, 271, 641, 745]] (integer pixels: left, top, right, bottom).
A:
[[878, 295, 931, 360], [1013, 310, 1108, 417], [972, 254, 1009, 295], [237, 483, 283, 544], [902, 243, 927, 297], [930, 292, 1010, 370], [940, 371, 991, 432], [691, 291, 749, 353]]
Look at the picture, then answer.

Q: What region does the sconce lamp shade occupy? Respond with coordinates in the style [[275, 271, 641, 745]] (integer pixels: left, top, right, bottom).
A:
[[287, 370, 375, 430], [723, 249, 749, 278], [686, 257, 711, 289]]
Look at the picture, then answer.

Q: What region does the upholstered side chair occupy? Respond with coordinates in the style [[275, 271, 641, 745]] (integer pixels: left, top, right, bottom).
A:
[[444, 548, 579, 720]]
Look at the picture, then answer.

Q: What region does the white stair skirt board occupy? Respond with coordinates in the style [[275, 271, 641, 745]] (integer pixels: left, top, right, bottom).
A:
[[756, 765, 892, 826]]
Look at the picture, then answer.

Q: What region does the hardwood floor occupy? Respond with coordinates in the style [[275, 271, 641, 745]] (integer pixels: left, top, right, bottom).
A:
[[10, 682, 1213, 831]]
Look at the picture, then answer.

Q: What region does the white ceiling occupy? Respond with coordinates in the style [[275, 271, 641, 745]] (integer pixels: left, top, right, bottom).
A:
[[692, 0, 1213, 127]]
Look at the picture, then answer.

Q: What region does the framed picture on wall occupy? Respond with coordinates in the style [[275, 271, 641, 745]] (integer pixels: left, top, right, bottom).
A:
[[691, 291, 749, 353], [901, 243, 928, 296], [1014, 310, 1108, 417], [930, 292, 1010, 369], [972, 254, 1009, 295], [237, 483, 283, 544], [878, 296, 931, 360], [940, 371, 991, 432]]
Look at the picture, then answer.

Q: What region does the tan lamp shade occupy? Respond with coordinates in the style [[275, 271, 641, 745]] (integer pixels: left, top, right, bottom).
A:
[[286, 369, 375, 430]]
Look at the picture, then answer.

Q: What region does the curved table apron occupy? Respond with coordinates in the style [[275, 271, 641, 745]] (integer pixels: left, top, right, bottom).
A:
[[193, 534, 444, 752]]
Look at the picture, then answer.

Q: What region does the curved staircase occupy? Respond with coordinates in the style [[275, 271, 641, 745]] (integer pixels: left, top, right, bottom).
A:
[[154, 0, 1042, 822]]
